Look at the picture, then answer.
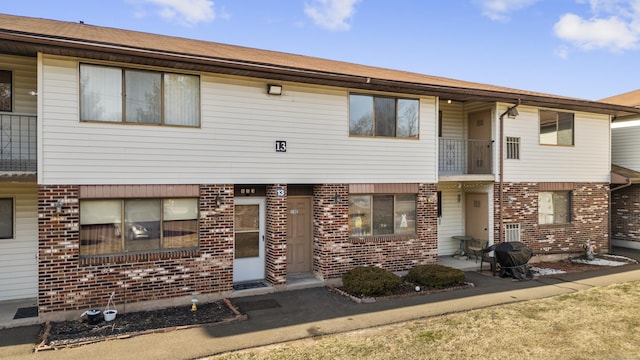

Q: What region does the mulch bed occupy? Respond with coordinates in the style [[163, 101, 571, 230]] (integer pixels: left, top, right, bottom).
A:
[[331, 281, 475, 303], [35, 299, 246, 351]]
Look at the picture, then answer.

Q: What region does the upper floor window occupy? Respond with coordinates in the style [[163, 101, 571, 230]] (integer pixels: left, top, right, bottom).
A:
[[538, 191, 571, 225], [0, 70, 12, 112], [506, 136, 520, 159], [349, 94, 419, 138], [539, 110, 574, 145], [79, 64, 200, 126], [80, 198, 199, 256], [349, 194, 417, 236], [0, 198, 13, 239]]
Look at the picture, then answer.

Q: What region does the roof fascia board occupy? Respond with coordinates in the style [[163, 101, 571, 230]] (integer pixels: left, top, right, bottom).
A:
[[2, 29, 639, 116]]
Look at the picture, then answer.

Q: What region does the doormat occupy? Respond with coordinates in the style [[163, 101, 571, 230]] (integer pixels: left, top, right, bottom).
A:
[[233, 299, 281, 312], [14, 306, 38, 319], [233, 281, 268, 291]]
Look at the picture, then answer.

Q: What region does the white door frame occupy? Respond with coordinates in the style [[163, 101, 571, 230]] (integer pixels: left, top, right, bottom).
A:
[[233, 198, 266, 282]]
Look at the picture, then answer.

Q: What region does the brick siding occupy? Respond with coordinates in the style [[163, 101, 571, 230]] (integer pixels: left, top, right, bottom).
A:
[[38, 184, 234, 315], [494, 182, 609, 254], [312, 183, 438, 280], [611, 184, 640, 243], [38, 182, 439, 317]]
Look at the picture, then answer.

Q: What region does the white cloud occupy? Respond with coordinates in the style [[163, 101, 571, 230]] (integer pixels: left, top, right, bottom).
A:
[[554, 0, 640, 53], [304, 0, 362, 31], [132, 0, 216, 26], [475, 0, 539, 21]]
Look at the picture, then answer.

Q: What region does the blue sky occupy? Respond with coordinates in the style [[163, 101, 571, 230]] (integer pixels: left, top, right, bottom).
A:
[[2, 0, 640, 100]]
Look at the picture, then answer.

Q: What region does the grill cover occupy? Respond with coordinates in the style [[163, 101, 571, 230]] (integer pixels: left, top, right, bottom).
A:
[[494, 241, 533, 280]]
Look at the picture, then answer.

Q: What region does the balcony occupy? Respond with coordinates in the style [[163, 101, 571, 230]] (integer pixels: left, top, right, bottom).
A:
[[0, 114, 36, 172], [439, 138, 493, 176]]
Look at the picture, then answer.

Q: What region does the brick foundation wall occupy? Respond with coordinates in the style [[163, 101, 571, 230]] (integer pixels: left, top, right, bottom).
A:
[[313, 183, 438, 280], [494, 182, 609, 254], [38, 184, 234, 315], [611, 184, 640, 243]]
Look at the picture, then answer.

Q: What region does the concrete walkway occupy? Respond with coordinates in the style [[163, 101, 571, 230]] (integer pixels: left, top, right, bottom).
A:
[[2, 248, 640, 360]]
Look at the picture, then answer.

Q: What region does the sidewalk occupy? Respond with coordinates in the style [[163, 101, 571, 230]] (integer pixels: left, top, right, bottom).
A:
[[2, 248, 640, 360]]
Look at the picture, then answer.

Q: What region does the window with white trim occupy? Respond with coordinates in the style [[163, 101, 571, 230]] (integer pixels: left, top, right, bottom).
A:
[[349, 194, 417, 236], [80, 198, 198, 256], [506, 137, 520, 159], [79, 64, 200, 126]]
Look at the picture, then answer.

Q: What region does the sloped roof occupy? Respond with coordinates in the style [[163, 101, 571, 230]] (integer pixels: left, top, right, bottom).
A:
[[612, 164, 640, 185], [601, 90, 640, 107], [0, 13, 638, 116]]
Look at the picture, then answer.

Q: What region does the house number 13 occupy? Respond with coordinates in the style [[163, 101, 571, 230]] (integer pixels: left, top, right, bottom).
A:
[[275, 140, 287, 152]]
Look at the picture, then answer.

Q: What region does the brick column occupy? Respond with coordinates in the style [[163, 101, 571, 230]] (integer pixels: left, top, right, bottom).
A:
[[265, 184, 287, 286], [417, 183, 438, 262], [313, 184, 349, 280], [38, 185, 80, 313], [198, 184, 234, 292]]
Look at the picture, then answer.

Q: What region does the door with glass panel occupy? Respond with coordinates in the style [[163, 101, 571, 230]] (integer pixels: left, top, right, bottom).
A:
[[233, 198, 265, 283]]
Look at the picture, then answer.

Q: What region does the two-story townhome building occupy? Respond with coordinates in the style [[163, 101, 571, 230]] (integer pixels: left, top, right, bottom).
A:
[[1, 14, 637, 322], [601, 90, 640, 250]]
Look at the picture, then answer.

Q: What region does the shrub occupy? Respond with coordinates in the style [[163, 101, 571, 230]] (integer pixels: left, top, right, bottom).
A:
[[405, 264, 465, 289], [341, 266, 402, 297]]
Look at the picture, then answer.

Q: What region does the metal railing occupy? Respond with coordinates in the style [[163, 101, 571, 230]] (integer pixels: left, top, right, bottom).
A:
[[439, 137, 493, 175], [0, 114, 37, 172]]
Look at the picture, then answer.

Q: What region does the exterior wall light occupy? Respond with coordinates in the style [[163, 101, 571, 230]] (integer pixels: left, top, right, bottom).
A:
[[267, 84, 282, 95], [55, 200, 63, 213]]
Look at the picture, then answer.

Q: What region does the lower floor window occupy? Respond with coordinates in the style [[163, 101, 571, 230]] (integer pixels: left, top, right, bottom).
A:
[[80, 198, 198, 256], [0, 198, 13, 239], [538, 191, 571, 225], [349, 194, 416, 236]]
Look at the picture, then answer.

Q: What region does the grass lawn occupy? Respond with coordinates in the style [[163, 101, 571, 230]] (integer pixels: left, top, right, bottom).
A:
[[210, 280, 640, 359]]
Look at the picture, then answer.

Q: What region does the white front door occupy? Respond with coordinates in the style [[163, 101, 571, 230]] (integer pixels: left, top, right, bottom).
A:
[[233, 198, 265, 282]]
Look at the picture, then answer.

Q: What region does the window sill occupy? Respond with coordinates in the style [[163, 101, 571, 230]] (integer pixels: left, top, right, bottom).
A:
[[349, 234, 417, 243], [538, 223, 573, 229], [80, 248, 199, 265]]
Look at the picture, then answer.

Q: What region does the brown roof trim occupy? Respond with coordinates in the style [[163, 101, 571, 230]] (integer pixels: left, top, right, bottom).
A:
[[1, 14, 639, 117]]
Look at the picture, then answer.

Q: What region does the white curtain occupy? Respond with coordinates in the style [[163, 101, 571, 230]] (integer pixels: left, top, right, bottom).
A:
[[164, 74, 200, 126], [80, 64, 122, 122]]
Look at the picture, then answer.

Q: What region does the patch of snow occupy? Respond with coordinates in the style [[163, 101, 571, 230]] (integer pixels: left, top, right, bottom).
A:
[[530, 267, 566, 275], [571, 258, 627, 267]]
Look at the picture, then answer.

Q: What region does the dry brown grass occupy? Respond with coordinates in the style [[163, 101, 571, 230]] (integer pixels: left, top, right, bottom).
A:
[[211, 281, 640, 360]]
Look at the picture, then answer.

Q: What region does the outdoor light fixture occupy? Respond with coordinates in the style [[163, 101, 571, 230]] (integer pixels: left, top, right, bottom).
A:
[[507, 106, 519, 119], [215, 194, 222, 207], [333, 193, 341, 203], [267, 84, 282, 95], [55, 200, 63, 214]]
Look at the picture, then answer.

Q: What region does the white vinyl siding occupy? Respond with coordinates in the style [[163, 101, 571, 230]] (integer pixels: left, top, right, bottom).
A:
[[502, 104, 610, 182], [437, 187, 464, 256], [0, 54, 37, 115], [0, 183, 38, 301], [438, 100, 464, 138], [612, 122, 640, 171], [39, 55, 438, 185]]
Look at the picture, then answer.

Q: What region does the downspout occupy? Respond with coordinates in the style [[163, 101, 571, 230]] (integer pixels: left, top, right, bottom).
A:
[[498, 100, 521, 244]]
